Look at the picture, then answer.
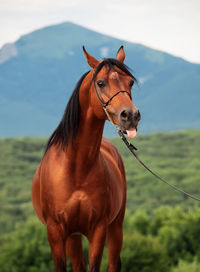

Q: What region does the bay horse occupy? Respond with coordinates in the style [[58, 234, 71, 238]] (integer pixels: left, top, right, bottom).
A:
[[32, 46, 140, 272]]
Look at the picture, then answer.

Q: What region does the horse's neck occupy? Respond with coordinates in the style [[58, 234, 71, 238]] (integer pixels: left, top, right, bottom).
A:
[[65, 74, 105, 170], [67, 107, 105, 169]]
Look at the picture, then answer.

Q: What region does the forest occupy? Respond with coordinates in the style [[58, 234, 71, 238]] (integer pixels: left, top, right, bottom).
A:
[[1, 130, 200, 271]]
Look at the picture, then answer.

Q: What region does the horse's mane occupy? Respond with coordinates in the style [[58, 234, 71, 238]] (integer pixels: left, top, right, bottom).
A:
[[45, 71, 90, 152], [45, 58, 135, 152]]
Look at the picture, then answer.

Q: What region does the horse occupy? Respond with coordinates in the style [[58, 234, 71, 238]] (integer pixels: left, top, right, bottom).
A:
[[32, 46, 140, 272]]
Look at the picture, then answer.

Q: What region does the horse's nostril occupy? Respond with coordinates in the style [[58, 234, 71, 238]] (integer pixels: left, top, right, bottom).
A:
[[121, 110, 128, 119], [135, 110, 141, 121]]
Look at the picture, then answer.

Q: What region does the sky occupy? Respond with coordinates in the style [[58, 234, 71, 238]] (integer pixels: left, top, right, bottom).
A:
[[0, 0, 200, 63]]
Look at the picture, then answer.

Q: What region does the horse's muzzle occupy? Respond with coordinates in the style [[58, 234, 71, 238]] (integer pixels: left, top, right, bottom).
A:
[[119, 108, 141, 131]]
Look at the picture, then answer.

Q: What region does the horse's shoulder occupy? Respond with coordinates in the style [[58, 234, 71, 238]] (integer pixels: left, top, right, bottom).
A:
[[101, 137, 117, 152]]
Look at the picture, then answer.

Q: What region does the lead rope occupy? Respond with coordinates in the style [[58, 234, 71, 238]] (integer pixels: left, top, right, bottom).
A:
[[103, 106, 200, 202]]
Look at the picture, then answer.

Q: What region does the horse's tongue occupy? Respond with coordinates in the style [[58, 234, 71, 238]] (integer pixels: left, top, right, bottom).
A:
[[126, 129, 137, 139]]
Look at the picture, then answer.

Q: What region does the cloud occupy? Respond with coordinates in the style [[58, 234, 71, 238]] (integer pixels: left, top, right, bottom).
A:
[[0, 0, 78, 12]]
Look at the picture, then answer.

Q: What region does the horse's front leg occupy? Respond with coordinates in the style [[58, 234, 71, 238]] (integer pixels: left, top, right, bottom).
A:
[[106, 216, 124, 272], [66, 234, 86, 272], [47, 220, 67, 272], [88, 223, 106, 272]]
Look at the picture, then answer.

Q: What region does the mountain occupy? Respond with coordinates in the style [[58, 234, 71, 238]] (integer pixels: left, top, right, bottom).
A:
[[0, 22, 200, 137]]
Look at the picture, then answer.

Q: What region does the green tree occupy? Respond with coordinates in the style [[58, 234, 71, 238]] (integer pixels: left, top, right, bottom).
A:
[[0, 218, 54, 272], [121, 232, 170, 272], [172, 259, 200, 272]]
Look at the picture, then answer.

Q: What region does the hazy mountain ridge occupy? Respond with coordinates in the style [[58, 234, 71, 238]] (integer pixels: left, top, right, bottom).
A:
[[0, 22, 200, 137]]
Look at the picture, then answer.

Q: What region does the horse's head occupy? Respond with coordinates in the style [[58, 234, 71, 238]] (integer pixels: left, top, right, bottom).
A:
[[83, 46, 141, 138]]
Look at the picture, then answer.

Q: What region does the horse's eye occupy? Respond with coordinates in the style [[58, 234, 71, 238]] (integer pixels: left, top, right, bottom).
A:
[[97, 80, 105, 88], [129, 80, 134, 87]]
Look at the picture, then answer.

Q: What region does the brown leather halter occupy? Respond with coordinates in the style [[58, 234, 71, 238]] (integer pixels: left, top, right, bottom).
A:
[[93, 80, 132, 108]]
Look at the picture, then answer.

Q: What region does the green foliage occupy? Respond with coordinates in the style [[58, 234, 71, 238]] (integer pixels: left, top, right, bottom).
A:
[[115, 130, 200, 213], [0, 218, 54, 272], [155, 207, 200, 265], [124, 210, 150, 235], [1, 130, 200, 270], [0, 137, 46, 233], [121, 232, 170, 272], [127, 206, 200, 267], [0, 217, 170, 272], [2, 207, 200, 271], [1, 130, 200, 234], [172, 259, 200, 272]]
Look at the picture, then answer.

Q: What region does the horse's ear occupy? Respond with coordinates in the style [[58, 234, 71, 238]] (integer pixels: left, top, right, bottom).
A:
[[116, 46, 125, 63], [83, 46, 99, 68]]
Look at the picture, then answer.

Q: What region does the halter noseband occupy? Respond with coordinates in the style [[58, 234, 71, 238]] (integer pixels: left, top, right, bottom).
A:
[[93, 81, 132, 108]]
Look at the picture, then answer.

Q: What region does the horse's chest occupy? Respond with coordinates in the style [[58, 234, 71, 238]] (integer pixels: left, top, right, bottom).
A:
[[71, 173, 124, 225], [50, 160, 124, 230]]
